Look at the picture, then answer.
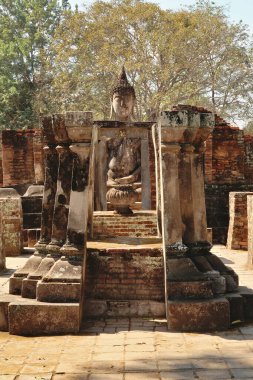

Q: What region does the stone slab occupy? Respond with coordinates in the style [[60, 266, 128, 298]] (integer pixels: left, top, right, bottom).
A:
[[9, 276, 24, 295], [85, 299, 165, 318], [239, 285, 253, 320], [167, 298, 230, 331], [0, 301, 9, 331], [9, 301, 80, 335], [167, 280, 213, 300], [0, 294, 29, 332], [36, 281, 81, 302], [21, 278, 37, 299], [225, 293, 244, 324]]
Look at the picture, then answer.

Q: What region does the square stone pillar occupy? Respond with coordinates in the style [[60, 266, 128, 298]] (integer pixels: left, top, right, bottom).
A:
[[152, 124, 161, 236], [37, 112, 93, 312], [178, 111, 214, 253], [46, 114, 73, 254], [35, 116, 58, 252]]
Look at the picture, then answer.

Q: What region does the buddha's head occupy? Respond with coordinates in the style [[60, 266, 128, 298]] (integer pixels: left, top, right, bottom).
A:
[[111, 66, 136, 121]]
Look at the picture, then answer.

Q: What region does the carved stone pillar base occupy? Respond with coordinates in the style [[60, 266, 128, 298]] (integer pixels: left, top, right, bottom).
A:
[[36, 256, 82, 302], [21, 254, 56, 299], [9, 252, 43, 295]]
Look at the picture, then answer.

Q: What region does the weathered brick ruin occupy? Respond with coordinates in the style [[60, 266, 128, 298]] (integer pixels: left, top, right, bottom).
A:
[[1, 112, 253, 249], [205, 116, 253, 244], [0, 68, 253, 335]]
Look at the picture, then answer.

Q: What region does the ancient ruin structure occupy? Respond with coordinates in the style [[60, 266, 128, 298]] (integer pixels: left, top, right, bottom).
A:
[[0, 68, 253, 335]]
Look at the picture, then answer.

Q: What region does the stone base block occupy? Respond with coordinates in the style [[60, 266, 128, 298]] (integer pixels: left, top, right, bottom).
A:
[[0, 301, 9, 331], [85, 299, 165, 318], [0, 294, 28, 332], [9, 276, 24, 295], [168, 298, 230, 331], [226, 294, 244, 325], [167, 281, 213, 300], [239, 286, 253, 320], [9, 301, 80, 336], [36, 281, 81, 302], [21, 278, 37, 299]]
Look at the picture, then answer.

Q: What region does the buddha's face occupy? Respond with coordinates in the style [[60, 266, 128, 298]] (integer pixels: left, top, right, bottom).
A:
[[112, 91, 135, 121]]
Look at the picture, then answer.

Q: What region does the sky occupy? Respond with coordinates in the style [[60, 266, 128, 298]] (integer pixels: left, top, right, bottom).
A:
[[69, 0, 253, 33]]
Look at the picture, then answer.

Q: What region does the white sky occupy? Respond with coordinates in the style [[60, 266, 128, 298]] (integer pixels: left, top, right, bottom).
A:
[[68, 0, 253, 33]]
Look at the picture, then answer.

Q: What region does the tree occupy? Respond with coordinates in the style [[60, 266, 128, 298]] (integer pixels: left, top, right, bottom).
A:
[[0, 0, 62, 129], [44, 0, 253, 123], [2, 0, 253, 127]]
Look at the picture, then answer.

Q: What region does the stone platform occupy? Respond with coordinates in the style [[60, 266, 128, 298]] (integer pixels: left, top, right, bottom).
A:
[[1, 243, 253, 335]]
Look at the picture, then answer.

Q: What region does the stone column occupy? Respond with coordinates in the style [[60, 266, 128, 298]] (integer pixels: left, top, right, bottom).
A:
[[60, 143, 91, 255], [159, 110, 207, 283], [46, 144, 73, 252], [160, 142, 184, 249], [0, 204, 5, 271], [179, 143, 209, 248], [36, 145, 58, 250], [61, 111, 93, 256], [36, 112, 93, 307], [152, 124, 161, 236], [141, 137, 151, 210], [191, 143, 209, 243], [35, 116, 58, 252], [94, 138, 108, 211], [248, 195, 253, 267]]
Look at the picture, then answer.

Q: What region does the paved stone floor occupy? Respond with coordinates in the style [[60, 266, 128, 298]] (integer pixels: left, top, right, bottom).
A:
[[0, 245, 253, 379]]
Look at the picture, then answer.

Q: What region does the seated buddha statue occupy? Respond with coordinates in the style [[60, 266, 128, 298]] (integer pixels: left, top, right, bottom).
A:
[[106, 67, 141, 215]]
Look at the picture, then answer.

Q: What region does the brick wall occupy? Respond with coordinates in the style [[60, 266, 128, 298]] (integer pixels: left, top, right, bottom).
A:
[[205, 184, 253, 245], [204, 117, 245, 185], [93, 211, 157, 238], [227, 192, 253, 250], [2, 130, 35, 187], [85, 248, 164, 301], [244, 135, 253, 183]]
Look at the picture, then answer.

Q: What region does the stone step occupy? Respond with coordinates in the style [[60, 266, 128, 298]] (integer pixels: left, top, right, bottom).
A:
[[167, 298, 230, 331], [84, 299, 165, 318], [92, 210, 158, 238], [8, 298, 80, 336], [0, 293, 80, 335]]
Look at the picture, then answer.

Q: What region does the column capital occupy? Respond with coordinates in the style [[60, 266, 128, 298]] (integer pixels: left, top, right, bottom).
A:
[[161, 143, 181, 156], [55, 144, 70, 153], [180, 143, 195, 154]]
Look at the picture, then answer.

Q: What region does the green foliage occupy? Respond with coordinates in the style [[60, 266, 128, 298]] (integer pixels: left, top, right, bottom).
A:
[[45, 0, 253, 123], [0, 0, 61, 129], [1, 0, 253, 128]]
